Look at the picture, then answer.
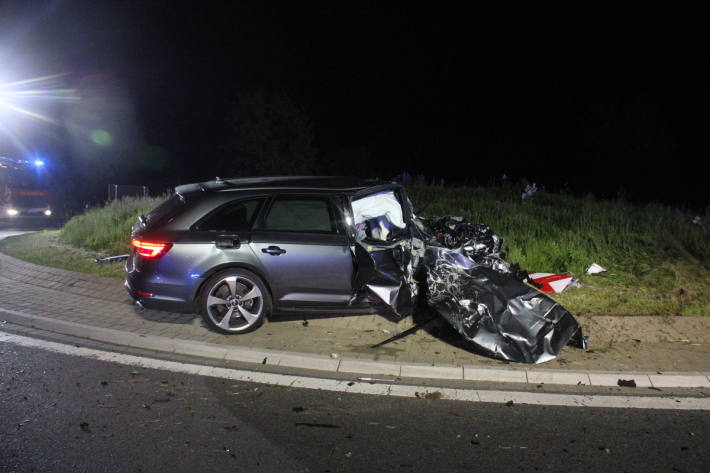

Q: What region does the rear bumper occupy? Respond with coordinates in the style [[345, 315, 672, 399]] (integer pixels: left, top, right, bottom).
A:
[[124, 277, 197, 313]]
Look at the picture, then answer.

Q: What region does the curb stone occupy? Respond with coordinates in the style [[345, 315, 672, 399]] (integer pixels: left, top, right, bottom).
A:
[[2, 307, 709, 388]]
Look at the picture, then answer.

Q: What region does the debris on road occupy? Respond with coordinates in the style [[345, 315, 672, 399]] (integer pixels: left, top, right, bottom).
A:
[[528, 272, 577, 294], [95, 254, 129, 264], [370, 316, 438, 348], [586, 263, 607, 275], [295, 423, 341, 429], [414, 391, 442, 400], [617, 379, 637, 388], [356, 377, 400, 383]]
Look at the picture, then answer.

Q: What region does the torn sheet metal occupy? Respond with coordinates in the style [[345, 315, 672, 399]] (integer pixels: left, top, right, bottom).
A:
[[348, 190, 584, 363], [351, 241, 417, 319], [418, 216, 585, 363], [95, 254, 129, 264], [425, 246, 583, 363], [419, 216, 530, 282], [349, 190, 422, 319], [528, 272, 575, 294]]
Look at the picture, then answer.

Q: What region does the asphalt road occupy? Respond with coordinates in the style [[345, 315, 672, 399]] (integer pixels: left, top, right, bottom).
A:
[[0, 230, 31, 240], [0, 218, 62, 232], [1, 341, 708, 473]]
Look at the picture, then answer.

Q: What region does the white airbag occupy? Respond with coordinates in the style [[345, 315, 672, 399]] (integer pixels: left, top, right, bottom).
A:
[[352, 190, 406, 228]]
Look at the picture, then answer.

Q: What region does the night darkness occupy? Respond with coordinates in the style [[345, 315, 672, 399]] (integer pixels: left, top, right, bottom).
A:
[[1, 1, 708, 207]]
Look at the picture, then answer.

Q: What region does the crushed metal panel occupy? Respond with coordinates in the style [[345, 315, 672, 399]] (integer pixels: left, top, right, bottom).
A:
[[348, 187, 418, 319], [351, 241, 416, 319], [425, 246, 582, 363], [347, 192, 585, 364]]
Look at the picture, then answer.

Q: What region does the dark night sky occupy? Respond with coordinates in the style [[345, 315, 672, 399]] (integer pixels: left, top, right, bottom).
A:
[[1, 1, 708, 206]]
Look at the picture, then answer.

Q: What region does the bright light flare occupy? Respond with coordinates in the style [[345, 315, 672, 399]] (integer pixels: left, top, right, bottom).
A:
[[33, 159, 45, 167], [0, 73, 79, 159], [0, 73, 79, 125], [6, 208, 19, 216]]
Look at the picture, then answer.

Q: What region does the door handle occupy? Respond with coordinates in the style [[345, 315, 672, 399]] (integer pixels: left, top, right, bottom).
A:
[[261, 246, 286, 255]]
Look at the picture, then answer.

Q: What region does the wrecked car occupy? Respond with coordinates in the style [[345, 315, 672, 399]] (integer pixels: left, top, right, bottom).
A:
[[126, 176, 584, 363]]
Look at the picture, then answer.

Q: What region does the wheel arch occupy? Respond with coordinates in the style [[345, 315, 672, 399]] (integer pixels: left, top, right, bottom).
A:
[[191, 262, 274, 304]]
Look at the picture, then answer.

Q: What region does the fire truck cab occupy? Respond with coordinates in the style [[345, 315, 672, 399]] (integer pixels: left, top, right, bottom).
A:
[[0, 156, 53, 218]]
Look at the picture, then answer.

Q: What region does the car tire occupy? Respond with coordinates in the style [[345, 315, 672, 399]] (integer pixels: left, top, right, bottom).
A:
[[199, 268, 271, 334]]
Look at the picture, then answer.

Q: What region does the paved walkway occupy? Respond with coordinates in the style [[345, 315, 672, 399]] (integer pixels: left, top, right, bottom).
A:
[[1, 250, 709, 386]]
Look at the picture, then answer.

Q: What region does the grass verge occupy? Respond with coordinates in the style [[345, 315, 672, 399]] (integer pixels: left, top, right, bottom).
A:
[[59, 196, 167, 255], [1, 185, 708, 315], [0, 230, 125, 279]]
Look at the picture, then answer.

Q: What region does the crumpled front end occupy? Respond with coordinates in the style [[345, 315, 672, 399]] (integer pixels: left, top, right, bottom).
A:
[[348, 188, 585, 364], [425, 246, 583, 363]]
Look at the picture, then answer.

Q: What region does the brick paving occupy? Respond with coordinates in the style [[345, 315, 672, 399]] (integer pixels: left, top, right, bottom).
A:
[[1, 251, 709, 372]]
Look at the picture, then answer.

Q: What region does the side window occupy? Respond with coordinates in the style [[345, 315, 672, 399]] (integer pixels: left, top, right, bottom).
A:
[[197, 198, 263, 231], [263, 198, 337, 233]]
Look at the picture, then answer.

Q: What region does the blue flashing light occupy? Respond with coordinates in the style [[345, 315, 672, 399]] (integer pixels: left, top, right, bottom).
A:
[[33, 159, 45, 167]]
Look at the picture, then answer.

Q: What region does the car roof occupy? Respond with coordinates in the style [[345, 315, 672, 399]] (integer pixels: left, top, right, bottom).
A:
[[175, 176, 392, 196]]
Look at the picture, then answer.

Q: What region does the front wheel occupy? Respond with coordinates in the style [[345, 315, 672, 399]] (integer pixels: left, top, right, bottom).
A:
[[199, 269, 271, 334]]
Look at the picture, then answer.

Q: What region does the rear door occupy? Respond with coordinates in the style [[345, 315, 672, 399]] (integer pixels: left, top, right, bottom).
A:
[[250, 194, 353, 307]]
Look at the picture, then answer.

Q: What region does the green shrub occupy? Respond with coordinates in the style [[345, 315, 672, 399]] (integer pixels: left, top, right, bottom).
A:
[[59, 195, 168, 255], [406, 185, 709, 275]]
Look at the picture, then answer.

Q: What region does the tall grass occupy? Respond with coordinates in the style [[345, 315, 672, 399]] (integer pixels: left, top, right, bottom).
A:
[[407, 185, 709, 276], [60, 196, 167, 255]]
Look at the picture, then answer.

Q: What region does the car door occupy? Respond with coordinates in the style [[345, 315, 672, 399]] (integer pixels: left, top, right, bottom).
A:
[[348, 185, 418, 318], [250, 194, 353, 308]]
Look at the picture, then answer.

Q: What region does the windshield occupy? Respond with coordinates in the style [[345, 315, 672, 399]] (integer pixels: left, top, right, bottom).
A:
[[9, 195, 49, 208], [0, 167, 42, 189]]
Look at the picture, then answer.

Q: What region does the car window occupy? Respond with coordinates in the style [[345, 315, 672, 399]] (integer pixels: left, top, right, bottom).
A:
[[143, 194, 185, 229], [264, 198, 337, 233], [198, 198, 263, 231]]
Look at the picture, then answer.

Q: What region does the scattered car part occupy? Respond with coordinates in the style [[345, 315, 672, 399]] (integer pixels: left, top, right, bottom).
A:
[[95, 254, 129, 264], [528, 272, 575, 294], [586, 263, 607, 275], [369, 315, 439, 348]]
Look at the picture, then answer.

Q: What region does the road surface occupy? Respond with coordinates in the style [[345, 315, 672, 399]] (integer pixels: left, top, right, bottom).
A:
[[1, 337, 707, 473]]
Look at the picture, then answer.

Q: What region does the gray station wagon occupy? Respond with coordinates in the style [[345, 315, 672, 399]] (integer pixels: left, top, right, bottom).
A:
[[125, 176, 415, 334], [126, 175, 584, 364]]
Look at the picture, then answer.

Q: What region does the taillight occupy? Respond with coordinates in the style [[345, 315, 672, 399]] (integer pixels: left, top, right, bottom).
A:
[[131, 239, 172, 259]]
